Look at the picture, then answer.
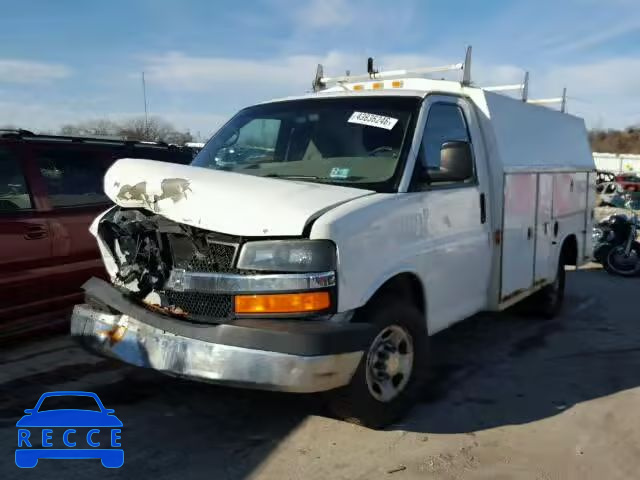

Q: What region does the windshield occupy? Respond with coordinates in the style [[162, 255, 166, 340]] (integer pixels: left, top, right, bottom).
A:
[[191, 96, 420, 192]]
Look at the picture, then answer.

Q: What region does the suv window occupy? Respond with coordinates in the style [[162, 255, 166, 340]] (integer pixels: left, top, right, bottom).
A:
[[0, 148, 33, 211], [35, 149, 110, 208], [415, 102, 473, 188]]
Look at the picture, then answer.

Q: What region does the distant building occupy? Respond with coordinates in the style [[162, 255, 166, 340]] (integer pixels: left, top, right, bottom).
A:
[[593, 152, 640, 173]]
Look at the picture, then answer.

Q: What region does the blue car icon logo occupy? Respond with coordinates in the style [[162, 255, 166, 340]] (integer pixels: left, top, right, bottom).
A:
[[16, 391, 123, 468]]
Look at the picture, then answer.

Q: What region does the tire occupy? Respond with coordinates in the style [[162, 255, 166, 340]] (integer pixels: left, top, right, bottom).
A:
[[527, 252, 566, 319], [604, 242, 640, 277], [593, 243, 613, 265], [325, 296, 429, 429]]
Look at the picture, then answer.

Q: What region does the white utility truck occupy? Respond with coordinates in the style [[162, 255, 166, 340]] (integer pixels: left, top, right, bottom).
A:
[[72, 48, 596, 428]]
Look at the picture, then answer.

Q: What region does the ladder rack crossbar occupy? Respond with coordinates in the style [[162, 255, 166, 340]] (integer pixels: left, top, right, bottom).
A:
[[311, 48, 567, 113], [527, 98, 564, 104], [484, 83, 526, 92], [320, 63, 464, 85]]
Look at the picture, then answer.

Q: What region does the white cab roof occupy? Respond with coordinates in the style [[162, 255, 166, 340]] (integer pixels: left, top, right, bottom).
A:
[[262, 77, 595, 174]]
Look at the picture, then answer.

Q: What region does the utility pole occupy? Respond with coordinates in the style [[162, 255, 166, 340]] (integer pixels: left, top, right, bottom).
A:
[[142, 71, 149, 137]]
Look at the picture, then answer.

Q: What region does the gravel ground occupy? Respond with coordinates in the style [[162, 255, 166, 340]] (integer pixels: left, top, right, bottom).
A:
[[1, 265, 639, 479]]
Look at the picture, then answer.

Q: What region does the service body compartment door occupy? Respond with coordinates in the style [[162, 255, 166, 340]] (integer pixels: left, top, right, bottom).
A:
[[501, 173, 537, 301], [534, 174, 554, 282], [584, 172, 597, 262], [553, 172, 588, 217], [553, 171, 589, 259]]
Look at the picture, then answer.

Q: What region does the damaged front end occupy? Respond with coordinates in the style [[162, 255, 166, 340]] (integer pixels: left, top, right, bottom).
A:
[[71, 205, 370, 392], [96, 207, 238, 321]]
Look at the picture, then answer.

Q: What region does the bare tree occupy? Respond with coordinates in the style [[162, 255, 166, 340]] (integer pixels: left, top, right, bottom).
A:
[[116, 116, 193, 144], [60, 119, 119, 137], [57, 116, 194, 145], [590, 127, 640, 154]]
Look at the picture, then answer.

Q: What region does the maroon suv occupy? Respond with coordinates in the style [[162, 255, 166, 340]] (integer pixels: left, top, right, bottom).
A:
[[0, 130, 194, 336]]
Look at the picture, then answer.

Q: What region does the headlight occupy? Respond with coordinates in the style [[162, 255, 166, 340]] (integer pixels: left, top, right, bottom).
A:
[[236, 240, 336, 272], [592, 228, 603, 242]]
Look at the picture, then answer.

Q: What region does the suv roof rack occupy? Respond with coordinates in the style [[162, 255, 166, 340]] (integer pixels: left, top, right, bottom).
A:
[[0, 128, 35, 138], [312, 47, 569, 113], [0, 130, 175, 147]]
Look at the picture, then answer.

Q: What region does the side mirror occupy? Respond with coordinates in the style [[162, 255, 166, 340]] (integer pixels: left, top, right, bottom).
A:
[[24, 409, 34, 414], [439, 141, 473, 182], [104, 409, 115, 414]]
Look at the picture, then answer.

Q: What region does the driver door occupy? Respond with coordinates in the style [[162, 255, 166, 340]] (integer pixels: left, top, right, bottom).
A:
[[411, 96, 493, 333]]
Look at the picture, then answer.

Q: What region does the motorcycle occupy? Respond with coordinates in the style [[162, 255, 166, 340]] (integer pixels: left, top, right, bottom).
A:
[[592, 213, 640, 276]]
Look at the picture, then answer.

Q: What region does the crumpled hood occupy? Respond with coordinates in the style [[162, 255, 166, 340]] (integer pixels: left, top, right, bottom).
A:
[[104, 158, 373, 236]]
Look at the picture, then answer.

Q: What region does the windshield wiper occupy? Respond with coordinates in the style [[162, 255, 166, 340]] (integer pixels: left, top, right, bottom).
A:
[[264, 174, 323, 180], [263, 173, 355, 183]]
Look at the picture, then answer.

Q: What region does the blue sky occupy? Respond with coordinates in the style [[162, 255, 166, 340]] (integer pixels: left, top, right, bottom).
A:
[[1, 0, 639, 137]]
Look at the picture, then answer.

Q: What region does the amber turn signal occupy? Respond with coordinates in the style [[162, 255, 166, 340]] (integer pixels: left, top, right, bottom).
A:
[[235, 291, 331, 314]]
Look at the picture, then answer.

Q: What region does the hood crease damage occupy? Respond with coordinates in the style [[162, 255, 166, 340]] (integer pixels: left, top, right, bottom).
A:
[[103, 158, 373, 236]]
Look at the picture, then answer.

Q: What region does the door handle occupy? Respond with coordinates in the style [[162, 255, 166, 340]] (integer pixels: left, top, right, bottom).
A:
[[24, 224, 48, 240], [527, 227, 533, 240], [479, 193, 486, 224]]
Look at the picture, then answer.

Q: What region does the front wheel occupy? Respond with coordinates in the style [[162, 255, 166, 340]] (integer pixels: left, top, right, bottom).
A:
[[604, 242, 640, 277], [325, 298, 428, 429]]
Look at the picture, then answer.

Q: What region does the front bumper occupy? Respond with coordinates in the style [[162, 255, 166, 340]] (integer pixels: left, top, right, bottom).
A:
[[71, 278, 371, 393]]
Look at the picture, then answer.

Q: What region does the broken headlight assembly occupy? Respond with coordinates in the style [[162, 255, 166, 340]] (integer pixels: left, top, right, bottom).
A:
[[236, 240, 336, 273]]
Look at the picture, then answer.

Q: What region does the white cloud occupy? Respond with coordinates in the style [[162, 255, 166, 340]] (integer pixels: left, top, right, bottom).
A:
[[292, 0, 355, 29], [0, 59, 71, 84], [139, 50, 640, 129], [546, 19, 640, 54], [0, 99, 227, 138], [3, 51, 638, 136], [141, 51, 457, 94]]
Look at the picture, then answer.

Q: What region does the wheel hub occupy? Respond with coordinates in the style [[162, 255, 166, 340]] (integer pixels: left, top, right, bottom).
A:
[[365, 325, 414, 403], [386, 352, 401, 376]]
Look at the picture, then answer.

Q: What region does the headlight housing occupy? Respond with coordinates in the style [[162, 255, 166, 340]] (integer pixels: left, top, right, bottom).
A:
[[592, 228, 603, 242], [236, 240, 336, 272]]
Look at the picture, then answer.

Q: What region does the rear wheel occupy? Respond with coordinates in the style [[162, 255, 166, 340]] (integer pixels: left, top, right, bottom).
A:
[[325, 297, 428, 429], [526, 252, 566, 319]]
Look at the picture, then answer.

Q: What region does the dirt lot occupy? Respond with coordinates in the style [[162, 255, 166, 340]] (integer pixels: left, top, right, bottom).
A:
[[1, 265, 639, 479]]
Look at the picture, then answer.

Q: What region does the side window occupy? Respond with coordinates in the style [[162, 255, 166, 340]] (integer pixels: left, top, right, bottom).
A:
[[35, 149, 111, 208], [415, 103, 475, 188], [0, 148, 33, 212]]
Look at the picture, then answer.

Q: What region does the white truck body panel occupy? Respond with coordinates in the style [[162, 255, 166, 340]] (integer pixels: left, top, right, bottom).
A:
[[480, 91, 594, 173]]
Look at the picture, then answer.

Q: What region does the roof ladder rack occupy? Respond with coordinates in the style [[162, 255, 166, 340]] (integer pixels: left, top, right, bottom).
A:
[[484, 71, 530, 101], [312, 46, 474, 91], [527, 87, 568, 113]]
